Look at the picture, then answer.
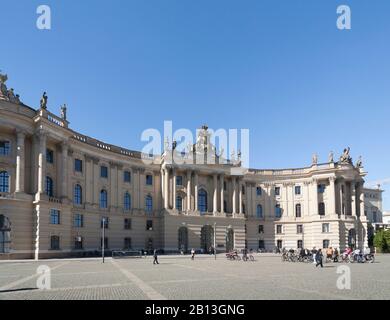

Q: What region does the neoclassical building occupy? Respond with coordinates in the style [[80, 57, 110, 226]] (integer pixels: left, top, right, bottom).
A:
[[0, 74, 374, 259]]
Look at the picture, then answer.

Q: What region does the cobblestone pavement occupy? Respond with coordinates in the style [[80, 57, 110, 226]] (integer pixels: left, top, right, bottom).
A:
[[0, 254, 389, 300]]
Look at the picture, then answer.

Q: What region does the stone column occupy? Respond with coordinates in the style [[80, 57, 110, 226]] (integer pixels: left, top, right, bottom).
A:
[[328, 177, 336, 215], [85, 156, 93, 205], [161, 169, 165, 206], [187, 171, 191, 212], [220, 175, 224, 213], [339, 181, 344, 215], [311, 179, 318, 215], [304, 181, 310, 217], [194, 172, 198, 212], [213, 174, 218, 215], [37, 131, 47, 196], [359, 183, 365, 216], [15, 131, 26, 193], [61, 142, 68, 200], [239, 180, 243, 214], [269, 184, 275, 218], [351, 182, 356, 216], [246, 183, 252, 217], [164, 168, 169, 209], [173, 169, 177, 210], [117, 165, 123, 208], [232, 177, 237, 216]]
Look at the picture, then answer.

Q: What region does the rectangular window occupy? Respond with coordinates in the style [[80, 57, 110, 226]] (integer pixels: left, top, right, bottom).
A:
[[75, 159, 83, 172], [146, 175, 153, 186], [297, 224, 303, 234], [295, 186, 301, 195], [319, 202, 326, 215], [318, 184, 326, 193], [176, 176, 183, 186], [46, 149, 54, 164], [258, 240, 265, 249], [50, 236, 60, 250], [124, 218, 132, 230], [0, 141, 10, 156], [373, 212, 377, 223], [275, 204, 282, 218], [101, 217, 109, 229], [258, 225, 264, 234], [73, 214, 84, 228], [146, 220, 153, 231], [256, 187, 262, 196], [224, 182, 227, 191], [297, 240, 303, 249], [323, 240, 330, 249], [124, 237, 132, 250], [100, 166, 108, 178], [124, 171, 131, 183], [74, 237, 83, 250], [276, 225, 282, 234], [275, 187, 280, 196], [277, 240, 283, 249], [50, 209, 60, 225], [322, 223, 330, 233]]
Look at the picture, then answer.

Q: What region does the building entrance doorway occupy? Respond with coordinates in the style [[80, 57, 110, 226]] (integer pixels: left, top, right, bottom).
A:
[[200, 225, 214, 253]]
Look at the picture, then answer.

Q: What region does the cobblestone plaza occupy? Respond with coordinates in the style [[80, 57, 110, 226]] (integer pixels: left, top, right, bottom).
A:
[[0, 254, 389, 300]]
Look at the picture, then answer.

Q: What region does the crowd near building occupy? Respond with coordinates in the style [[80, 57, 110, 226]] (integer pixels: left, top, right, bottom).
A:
[[0, 73, 384, 259]]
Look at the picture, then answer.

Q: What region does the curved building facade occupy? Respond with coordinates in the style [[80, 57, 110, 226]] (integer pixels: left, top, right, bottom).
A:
[[0, 79, 369, 259]]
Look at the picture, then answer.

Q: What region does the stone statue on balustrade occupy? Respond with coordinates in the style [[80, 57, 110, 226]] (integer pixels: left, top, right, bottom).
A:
[[0, 72, 9, 98], [312, 153, 318, 165], [339, 147, 353, 164], [40, 92, 48, 109], [7, 88, 16, 103], [328, 151, 334, 163], [60, 104, 67, 120], [356, 156, 363, 168]]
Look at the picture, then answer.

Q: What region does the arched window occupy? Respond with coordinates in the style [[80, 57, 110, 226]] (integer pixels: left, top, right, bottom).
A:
[[198, 189, 208, 213], [74, 184, 82, 205], [145, 195, 153, 213], [124, 192, 131, 211], [256, 205, 263, 218], [0, 171, 10, 193], [46, 176, 54, 197], [176, 195, 183, 211], [295, 204, 302, 218], [178, 226, 188, 252], [100, 190, 108, 208]]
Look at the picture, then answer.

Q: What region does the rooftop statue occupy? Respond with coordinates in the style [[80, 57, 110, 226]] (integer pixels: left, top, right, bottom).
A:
[[60, 104, 67, 120], [312, 153, 318, 165], [7, 88, 16, 103], [356, 156, 363, 168], [328, 151, 334, 163], [40, 92, 48, 109], [0, 71, 9, 98], [339, 147, 353, 164]]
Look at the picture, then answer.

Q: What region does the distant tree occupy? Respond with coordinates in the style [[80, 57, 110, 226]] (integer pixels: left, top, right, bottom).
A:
[[373, 229, 389, 253]]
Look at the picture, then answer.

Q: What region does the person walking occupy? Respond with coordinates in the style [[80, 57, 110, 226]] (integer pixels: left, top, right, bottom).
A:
[[191, 248, 195, 260], [311, 247, 317, 264], [153, 249, 159, 265], [315, 249, 323, 268]]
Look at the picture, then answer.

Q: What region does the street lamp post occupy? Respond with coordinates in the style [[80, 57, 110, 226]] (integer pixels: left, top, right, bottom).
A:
[[102, 217, 105, 263], [214, 222, 216, 260]]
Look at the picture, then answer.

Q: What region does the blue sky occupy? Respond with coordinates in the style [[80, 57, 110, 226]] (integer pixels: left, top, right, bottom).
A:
[[1, 0, 389, 209]]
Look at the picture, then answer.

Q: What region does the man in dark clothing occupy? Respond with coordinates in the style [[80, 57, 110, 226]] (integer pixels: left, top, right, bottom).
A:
[[153, 249, 159, 265], [315, 249, 323, 268]]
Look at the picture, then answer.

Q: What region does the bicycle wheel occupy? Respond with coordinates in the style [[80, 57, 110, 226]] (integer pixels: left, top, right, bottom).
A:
[[250, 255, 255, 261]]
